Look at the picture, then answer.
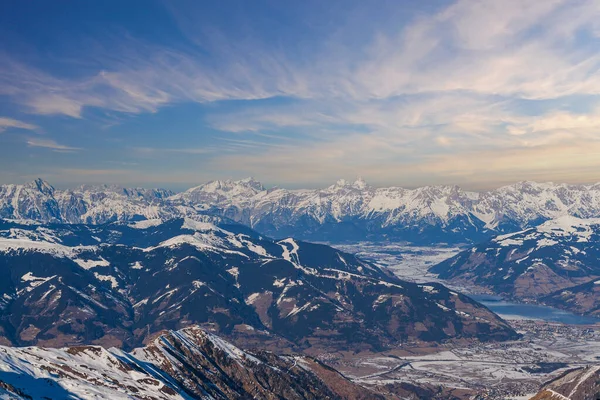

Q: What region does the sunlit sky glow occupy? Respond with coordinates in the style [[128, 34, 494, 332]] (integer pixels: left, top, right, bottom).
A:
[[2, 0, 600, 190]]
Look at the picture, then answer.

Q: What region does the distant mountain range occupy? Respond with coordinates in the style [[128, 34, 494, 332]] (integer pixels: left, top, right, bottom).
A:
[[0, 217, 516, 350], [430, 216, 600, 315], [4, 178, 600, 244]]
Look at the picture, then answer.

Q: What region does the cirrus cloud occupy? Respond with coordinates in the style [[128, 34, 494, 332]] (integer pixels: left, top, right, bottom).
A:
[[26, 138, 81, 152], [3, 0, 600, 188], [0, 117, 38, 133]]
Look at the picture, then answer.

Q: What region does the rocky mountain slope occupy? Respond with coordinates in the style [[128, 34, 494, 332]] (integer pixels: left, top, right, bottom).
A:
[[530, 366, 600, 400], [4, 178, 600, 243], [0, 325, 383, 400], [0, 217, 517, 350], [542, 278, 600, 317], [430, 217, 600, 313]]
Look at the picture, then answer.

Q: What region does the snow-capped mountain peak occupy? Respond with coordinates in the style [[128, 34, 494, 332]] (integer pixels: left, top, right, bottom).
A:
[[236, 176, 264, 190], [329, 177, 370, 191], [4, 178, 600, 244], [28, 178, 55, 195]]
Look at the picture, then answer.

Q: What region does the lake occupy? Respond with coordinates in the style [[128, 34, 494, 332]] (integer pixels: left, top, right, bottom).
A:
[[470, 294, 600, 325]]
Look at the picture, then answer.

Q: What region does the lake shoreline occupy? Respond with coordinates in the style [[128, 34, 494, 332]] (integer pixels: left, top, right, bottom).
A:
[[470, 294, 600, 325]]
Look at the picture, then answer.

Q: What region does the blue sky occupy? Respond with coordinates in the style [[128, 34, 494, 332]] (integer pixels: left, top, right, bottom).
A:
[[2, 0, 600, 190]]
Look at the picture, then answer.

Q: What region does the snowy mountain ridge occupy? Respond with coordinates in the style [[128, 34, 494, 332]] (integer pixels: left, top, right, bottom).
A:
[[0, 217, 518, 350], [430, 216, 600, 315], [0, 325, 382, 399], [4, 178, 600, 243]]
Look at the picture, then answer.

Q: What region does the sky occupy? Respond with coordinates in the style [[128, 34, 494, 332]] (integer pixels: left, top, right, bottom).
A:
[[2, 0, 600, 190]]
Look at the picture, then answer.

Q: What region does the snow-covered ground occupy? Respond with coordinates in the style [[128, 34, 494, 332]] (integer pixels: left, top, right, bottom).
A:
[[332, 242, 463, 283], [327, 242, 600, 399], [327, 320, 600, 399]]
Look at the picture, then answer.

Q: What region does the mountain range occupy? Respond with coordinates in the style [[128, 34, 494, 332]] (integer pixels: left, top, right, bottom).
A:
[[5, 178, 600, 243], [0, 216, 517, 350], [3, 177, 600, 398]]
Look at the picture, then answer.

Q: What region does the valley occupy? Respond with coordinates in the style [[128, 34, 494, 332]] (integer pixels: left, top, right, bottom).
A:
[[335, 241, 600, 324], [329, 241, 600, 399], [1, 179, 600, 399], [330, 242, 464, 285], [327, 319, 600, 400]]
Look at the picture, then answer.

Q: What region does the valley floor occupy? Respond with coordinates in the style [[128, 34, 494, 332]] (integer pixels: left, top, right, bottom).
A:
[[331, 242, 465, 286], [318, 320, 598, 399], [327, 242, 600, 399]]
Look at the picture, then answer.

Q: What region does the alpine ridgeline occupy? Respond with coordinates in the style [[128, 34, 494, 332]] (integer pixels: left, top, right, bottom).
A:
[[5, 178, 600, 243], [0, 325, 386, 399], [0, 217, 517, 350]]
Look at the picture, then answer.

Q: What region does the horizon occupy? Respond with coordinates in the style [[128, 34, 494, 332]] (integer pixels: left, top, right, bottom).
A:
[[3, 1, 600, 189], [9, 175, 600, 193]]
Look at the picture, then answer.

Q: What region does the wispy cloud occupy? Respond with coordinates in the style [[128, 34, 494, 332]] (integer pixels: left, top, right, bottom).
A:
[[0, 117, 38, 132], [26, 138, 81, 152], [0, 35, 309, 118], [4, 0, 600, 113], [3, 0, 600, 187], [4, 1, 600, 110], [133, 146, 215, 155]]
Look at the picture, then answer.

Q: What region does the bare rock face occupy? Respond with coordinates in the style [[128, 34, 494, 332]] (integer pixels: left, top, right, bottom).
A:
[[0, 217, 517, 351], [0, 325, 384, 399], [530, 366, 600, 400], [431, 216, 600, 315]]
